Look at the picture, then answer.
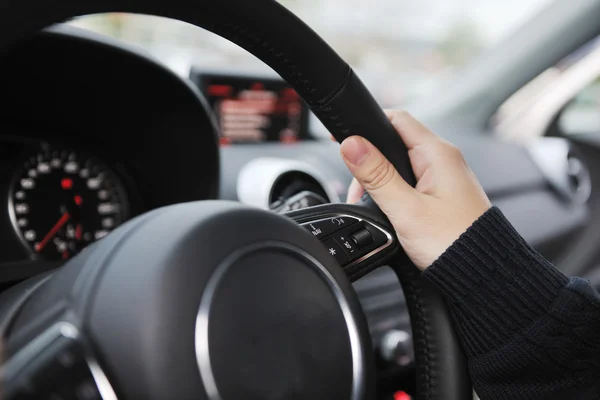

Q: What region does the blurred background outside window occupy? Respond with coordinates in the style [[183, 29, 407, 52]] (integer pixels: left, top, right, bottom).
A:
[[560, 77, 600, 135], [69, 0, 552, 109], [493, 36, 600, 140]]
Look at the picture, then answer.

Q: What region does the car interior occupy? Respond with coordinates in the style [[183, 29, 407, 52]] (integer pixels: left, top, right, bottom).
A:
[[0, 0, 599, 399]]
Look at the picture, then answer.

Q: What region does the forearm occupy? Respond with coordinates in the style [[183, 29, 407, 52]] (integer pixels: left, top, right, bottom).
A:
[[423, 207, 600, 400]]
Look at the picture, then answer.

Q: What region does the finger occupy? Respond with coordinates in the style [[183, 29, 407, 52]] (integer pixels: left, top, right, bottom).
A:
[[383, 110, 439, 150], [340, 136, 415, 214], [408, 146, 430, 181], [346, 178, 364, 204]]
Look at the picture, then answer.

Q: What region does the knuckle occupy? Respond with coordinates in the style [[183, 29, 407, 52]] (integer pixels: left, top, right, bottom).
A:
[[389, 109, 411, 124], [362, 160, 396, 190], [442, 141, 465, 161], [396, 109, 411, 118]]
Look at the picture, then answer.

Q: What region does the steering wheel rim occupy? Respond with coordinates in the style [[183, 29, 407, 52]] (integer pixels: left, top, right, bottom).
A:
[[0, 1, 470, 399]]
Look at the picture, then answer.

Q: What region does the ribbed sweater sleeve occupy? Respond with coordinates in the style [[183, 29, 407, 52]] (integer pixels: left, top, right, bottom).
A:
[[422, 207, 600, 400]]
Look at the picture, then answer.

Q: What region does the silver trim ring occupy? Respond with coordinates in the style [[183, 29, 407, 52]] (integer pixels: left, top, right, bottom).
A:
[[7, 164, 33, 256], [195, 241, 364, 400], [236, 157, 341, 209]]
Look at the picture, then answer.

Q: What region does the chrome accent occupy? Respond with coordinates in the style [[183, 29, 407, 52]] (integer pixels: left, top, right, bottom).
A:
[[236, 157, 341, 209], [528, 137, 591, 204], [7, 167, 33, 256], [195, 242, 364, 400], [1, 322, 118, 400], [60, 323, 79, 338], [299, 213, 394, 269], [86, 355, 118, 400]]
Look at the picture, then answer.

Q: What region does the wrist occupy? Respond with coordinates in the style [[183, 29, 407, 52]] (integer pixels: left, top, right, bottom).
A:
[[422, 206, 568, 357]]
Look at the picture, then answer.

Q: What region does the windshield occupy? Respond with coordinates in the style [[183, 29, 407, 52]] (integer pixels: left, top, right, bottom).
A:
[[69, 0, 552, 108]]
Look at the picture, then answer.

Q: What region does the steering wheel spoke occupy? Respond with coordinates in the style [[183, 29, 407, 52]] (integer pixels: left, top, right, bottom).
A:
[[285, 203, 399, 281], [3, 322, 117, 400]]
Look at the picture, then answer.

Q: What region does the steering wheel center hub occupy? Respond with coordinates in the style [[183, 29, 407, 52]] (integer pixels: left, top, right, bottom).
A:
[[197, 242, 357, 399]]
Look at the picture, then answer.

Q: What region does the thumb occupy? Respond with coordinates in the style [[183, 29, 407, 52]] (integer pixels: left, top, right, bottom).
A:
[[340, 136, 415, 213]]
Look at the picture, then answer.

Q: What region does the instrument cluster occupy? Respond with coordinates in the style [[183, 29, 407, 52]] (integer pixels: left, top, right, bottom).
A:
[[0, 138, 134, 266]]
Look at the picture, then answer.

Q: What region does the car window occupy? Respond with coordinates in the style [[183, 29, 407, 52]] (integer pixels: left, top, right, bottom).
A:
[[493, 36, 600, 141], [560, 78, 600, 135], [68, 0, 551, 108]]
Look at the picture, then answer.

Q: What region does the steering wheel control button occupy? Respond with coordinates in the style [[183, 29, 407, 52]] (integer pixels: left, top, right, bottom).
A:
[[303, 220, 336, 239], [322, 238, 351, 265], [365, 223, 389, 248], [302, 216, 358, 239], [298, 214, 393, 268], [332, 231, 359, 258], [329, 216, 358, 229], [350, 228, 373, 248]]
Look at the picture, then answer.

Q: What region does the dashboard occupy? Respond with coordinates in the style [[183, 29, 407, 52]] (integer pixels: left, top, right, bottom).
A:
[[0, 21, 597, 397], [0, 26, 219, 281]]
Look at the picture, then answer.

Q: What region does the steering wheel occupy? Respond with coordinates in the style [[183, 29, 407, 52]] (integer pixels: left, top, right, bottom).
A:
[[0, 1, 470, 399]]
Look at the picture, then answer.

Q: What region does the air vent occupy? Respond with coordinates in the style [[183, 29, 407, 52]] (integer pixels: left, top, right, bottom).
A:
[[237, 158, 340, 209], [529, 138, 592, 204], [567, 155, 592, 204], [269, 171, 330, 205]]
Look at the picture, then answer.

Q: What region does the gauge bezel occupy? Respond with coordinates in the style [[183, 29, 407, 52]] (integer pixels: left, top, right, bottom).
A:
[[7, 173, 31, 257], [8, 144, 131, 260]]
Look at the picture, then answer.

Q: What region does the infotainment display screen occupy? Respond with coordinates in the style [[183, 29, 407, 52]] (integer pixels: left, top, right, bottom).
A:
[[190, 70, 310, 144]]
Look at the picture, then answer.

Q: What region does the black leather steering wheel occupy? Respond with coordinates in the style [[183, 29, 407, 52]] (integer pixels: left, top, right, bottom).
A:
[[0, 1, 470, 399]]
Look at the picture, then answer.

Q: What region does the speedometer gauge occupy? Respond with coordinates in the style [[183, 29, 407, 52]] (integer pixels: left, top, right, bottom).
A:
[[9, 147, 129, 260]]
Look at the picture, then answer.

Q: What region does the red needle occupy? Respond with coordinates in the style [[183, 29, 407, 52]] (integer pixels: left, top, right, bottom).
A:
[[75, 224, 83, 241], [35, 212, 70, 252]]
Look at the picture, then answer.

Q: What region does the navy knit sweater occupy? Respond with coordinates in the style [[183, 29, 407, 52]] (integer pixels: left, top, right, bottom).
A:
[[422, 207, 600, 400]]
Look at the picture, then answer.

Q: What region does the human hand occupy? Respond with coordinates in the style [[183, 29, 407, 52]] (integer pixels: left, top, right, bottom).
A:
[[340, 110, 491, 270]]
